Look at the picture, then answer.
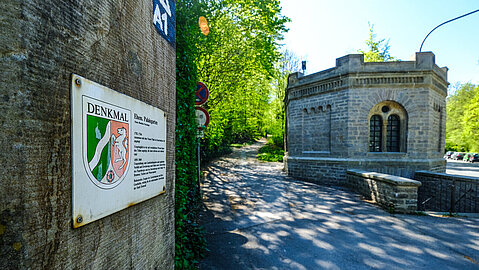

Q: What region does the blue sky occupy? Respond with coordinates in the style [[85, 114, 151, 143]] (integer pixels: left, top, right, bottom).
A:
[[279, 0, 479, 85]]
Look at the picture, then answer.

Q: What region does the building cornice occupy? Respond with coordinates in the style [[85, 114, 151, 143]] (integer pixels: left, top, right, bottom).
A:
[[285, 52, 449, 104]]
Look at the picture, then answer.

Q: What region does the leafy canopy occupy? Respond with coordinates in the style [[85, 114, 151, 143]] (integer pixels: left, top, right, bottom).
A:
[[358, 23, 395, 62], [446, 83, 479, 152], [175, 0, 291, 267], [196, 0, 290, 159]]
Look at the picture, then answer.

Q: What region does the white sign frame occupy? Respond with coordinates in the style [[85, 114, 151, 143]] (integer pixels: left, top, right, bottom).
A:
[[71, 74, 167, 228]]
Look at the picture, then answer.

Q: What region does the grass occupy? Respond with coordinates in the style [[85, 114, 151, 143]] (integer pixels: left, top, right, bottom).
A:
[[230, 141, 255, 148], [257, 143, 284, 162], [230, 143, 245, 148]]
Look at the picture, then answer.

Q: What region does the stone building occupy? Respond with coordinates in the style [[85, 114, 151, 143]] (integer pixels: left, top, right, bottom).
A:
[[284, 52, 448, 185]]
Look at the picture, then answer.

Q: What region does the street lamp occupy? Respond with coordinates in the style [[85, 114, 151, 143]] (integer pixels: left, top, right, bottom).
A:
[[419, 9, 479, 52]]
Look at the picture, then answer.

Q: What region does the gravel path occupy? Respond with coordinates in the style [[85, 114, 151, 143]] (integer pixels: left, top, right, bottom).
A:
[[199, 140, 479, 270]]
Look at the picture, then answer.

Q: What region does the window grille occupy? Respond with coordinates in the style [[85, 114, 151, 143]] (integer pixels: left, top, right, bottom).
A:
[[369, 115, 382, 152], [387, 115, 400, 152]]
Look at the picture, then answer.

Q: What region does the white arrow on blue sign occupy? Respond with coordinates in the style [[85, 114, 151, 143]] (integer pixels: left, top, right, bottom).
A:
[[153, 0, 176, 46]]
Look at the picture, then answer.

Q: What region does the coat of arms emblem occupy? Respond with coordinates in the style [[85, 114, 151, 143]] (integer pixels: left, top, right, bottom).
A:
[[83, 96, 131, 189]]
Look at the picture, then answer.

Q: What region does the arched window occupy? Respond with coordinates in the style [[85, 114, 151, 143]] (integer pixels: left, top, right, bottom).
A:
[[387, 115, 400, 152], [368, 101, 408, 153], [369, 115, 382, 152]]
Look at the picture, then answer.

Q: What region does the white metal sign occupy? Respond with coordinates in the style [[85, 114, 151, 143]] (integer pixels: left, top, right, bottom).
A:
[[71, 74, 167, 228], [195, 107, 210, 129]]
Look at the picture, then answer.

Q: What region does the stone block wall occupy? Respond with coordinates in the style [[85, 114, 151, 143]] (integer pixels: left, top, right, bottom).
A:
[[415, 171, 479, 213], [0, 1, 175, 269], [286, 89, 348, 156], [346, 169, 422, 213], [284, 157, 346, 185], [285, 52, 448, 185], [286, 156, 444, 186]]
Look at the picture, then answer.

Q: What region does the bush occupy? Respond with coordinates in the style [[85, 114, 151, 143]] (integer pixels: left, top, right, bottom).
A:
[[445, 141, 467, 152], [271, 134, 284, 149], [257, 141, 284, 162]]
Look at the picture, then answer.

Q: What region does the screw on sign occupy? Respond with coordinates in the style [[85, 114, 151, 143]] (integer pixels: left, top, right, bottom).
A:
[[195, 107, 210, 130], [195, 82, 209, 106]]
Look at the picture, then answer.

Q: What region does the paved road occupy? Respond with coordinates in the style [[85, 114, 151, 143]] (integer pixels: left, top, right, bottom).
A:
[[447, 159, 479, 178], [199, 140, 479, 269]]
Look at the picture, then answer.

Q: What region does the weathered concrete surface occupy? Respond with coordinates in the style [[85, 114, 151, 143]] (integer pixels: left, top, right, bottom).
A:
[[200, 140, 479, 269], [1, 1, 175, 269]]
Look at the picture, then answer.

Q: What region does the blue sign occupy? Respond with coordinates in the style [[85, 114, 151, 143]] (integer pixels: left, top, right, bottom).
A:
[[153, 0, 176, 46]]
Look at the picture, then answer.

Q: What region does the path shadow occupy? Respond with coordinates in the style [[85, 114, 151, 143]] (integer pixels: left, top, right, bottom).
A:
[[199, 141, 479, 269]]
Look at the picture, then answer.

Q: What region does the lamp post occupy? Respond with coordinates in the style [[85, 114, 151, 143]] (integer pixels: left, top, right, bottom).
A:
[[419, 9, 479, 52]]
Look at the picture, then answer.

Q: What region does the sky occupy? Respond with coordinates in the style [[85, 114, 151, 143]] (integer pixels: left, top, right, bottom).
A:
[[279, 0, 479, 86]]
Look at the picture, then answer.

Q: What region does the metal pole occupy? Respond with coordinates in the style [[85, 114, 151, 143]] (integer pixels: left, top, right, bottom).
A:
[[450, 181, 456, 214], [198, 142, 201, 194], [419, 9, 479, 52]]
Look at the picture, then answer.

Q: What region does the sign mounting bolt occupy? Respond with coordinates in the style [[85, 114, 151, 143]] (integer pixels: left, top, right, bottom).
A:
[[75, 78, 82, 87], [76, 215, 83, 224]]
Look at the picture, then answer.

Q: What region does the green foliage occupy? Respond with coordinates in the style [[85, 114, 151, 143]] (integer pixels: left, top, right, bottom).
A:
[[446, 83, 479, 152], [358, 23, 396, 62], [175, 0, 208, 268], [445, 141, 466, 152], [176, 0, 290, 267], [263, 50, 300, 150], [257, 139, 285, 162], [196, 0, 290, 161], [231, 142, 254, 148]]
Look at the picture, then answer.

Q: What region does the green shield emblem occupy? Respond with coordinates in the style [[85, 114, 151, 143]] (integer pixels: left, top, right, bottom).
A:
[[83, 97, 130, 189]]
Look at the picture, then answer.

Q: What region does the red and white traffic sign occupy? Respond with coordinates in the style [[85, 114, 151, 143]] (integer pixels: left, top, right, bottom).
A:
[[195, 82, 209, 106], [195, 107, 210, 129]]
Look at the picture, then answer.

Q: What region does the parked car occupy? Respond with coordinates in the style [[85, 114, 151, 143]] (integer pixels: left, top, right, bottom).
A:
[[443, 151, 454, 159], [463, 153, 474, 162], [468, 153, 479, 163], [451, 152, 465, 160]]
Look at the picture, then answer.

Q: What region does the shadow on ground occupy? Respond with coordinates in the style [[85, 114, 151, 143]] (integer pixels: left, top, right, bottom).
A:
[[199, 140, 479, 270]]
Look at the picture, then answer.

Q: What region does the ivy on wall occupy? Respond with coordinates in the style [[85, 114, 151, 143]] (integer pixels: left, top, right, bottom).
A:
[[175, 0, 207, 268]]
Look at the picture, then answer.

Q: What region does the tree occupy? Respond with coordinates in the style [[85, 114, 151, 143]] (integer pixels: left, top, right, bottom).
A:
[[264, 49, 301, 147], [358, 23, 396, 62], [196, 0, 290, 159], [446, 83, 479, 152], [462, 94, 479, 152], [175, 1, 290, 265]]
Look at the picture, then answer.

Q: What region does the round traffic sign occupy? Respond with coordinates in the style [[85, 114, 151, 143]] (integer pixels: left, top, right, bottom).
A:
[[195, 82, 209, 106], [195, 107, 210, 129]]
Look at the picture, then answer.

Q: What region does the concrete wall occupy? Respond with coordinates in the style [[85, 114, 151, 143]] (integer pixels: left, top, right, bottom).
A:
[[285, 52, 448, 186], [1, 1, 175, 269]]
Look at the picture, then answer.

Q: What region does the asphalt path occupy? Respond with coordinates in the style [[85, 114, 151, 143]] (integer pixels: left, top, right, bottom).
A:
[[199, 140, 479, 269], [446, 159, 479, 178]]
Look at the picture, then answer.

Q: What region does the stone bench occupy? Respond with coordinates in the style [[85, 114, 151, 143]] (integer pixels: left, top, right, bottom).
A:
[[346, 169, 422, 213]]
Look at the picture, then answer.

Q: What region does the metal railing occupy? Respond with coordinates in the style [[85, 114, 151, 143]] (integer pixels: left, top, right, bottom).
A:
[[416, 171, 479, 213]]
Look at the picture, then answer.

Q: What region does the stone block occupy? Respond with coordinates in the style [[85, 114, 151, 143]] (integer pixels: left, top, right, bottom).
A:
[[346, 170, 420, 214]]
